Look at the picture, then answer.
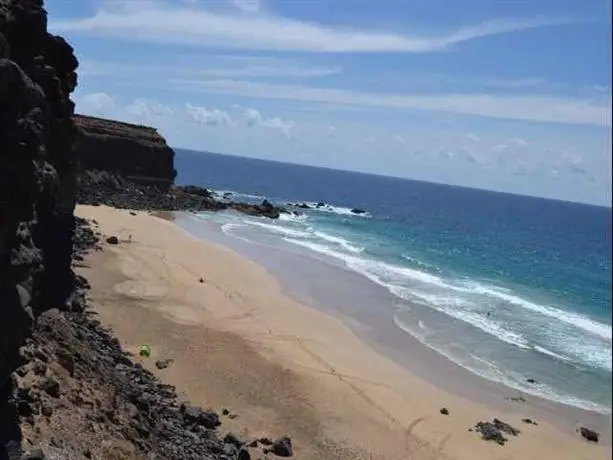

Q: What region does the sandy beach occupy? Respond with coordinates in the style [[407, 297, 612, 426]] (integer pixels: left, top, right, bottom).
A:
[[75, 205, 609, 460]]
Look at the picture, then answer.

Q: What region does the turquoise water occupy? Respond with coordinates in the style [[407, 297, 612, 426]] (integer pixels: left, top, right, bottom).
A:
[[176, 149, 612, 413]]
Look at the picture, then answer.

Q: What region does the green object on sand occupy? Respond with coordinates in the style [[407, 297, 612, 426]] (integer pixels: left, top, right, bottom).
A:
[[139, 344, 151, 357]]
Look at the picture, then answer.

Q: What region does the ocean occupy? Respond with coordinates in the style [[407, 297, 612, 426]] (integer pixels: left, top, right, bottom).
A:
[[175, 148, 612, 414]]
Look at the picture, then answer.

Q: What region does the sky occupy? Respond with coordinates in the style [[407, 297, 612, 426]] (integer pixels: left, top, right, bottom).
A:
[[48, 0, 612, 206]]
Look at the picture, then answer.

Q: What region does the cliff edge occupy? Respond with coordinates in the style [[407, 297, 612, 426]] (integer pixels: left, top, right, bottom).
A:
[[74, 114, 177, 190], [1, 0, 79, 389]]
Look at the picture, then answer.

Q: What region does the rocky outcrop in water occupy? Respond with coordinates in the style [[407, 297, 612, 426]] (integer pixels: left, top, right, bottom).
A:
[[77, 169, 285, 219], [73, 114, 177, 190]]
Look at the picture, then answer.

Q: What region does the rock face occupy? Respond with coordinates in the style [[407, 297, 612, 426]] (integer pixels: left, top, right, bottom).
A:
[[1, 0, 79, 390], [73, 114, 177, 190]]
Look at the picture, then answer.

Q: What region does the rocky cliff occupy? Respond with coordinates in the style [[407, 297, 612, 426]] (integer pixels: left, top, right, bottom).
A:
[[1, 0, 79, 389], [74, 114, 176, 190]]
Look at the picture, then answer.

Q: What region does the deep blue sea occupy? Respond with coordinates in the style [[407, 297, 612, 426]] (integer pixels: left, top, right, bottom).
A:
[[175, 148, 612, 413]]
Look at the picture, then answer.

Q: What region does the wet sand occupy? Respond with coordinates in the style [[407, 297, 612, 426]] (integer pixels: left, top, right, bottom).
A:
[[75, 205, 610, 460]]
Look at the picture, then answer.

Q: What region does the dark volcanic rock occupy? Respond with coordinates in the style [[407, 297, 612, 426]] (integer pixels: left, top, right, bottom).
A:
[[74, 114, 177, 190], [155, 359, 172, 370], [475, 421, 508, 445], [492, 418, 520, 436], [439, 408, 449, 415], [105, 235, 119, 245], [350, 208, 366, 215], [271, 436, 293, 457], [179, 185, 212, 198], [474, 418, 520, 445], [181, 404, 221, 429], [77, 169, 286, 219], [1, 0, 79, 455], [579, 426, 599, 443]]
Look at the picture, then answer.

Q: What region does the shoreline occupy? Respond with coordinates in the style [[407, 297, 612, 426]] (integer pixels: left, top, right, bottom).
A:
[[174, 211, 611, 435], [76, 205, 610, 459]]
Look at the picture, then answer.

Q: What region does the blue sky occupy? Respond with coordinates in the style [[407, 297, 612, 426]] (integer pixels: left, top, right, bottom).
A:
[[48, 0, 611, 205]]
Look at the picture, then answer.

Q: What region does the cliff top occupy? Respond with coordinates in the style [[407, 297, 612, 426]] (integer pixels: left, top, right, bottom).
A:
[[74, 114, 168, 147]]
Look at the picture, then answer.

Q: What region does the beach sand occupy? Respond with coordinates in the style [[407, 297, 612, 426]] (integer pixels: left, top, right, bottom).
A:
[[75, 205, 609, 460]]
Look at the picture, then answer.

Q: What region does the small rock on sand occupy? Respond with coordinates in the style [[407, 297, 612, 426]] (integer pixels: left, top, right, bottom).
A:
[[155, 359, 173, 370], [272, 436, 293, 457], [578, 426, 599, 443], [440, 408, 449, 415], [106, 236, 119, 244]]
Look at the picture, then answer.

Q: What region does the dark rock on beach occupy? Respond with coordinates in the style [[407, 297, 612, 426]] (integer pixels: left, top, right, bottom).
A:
[[578, 426, 599, 443], [474, 418, 520, 445], [271, 436, 293, 457], [155, 359, 173, 370], [474, 421, 508, 445]]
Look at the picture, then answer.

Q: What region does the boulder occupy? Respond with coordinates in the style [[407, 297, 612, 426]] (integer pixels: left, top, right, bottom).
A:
[[271, 436, 293, 457], [579, 427, 599, 443]]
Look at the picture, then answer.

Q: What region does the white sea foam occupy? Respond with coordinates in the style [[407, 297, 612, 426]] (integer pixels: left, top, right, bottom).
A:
[[305, 203, 371, 217], [283, 237, 613, 372], [220, 223, 254, 243], [244, 220, 312, 239], [313, 231, 364, 254], [533, 345, 573, 363], [463, 282, 612, 341], [279, 212, 309, 222], [392, 316, 611, 415], [402, 290, 531, 349], [213, 189, 265, 201]]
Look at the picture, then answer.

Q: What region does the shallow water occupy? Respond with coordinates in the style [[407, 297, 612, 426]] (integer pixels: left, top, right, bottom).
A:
[[175, 149, 612, 414]]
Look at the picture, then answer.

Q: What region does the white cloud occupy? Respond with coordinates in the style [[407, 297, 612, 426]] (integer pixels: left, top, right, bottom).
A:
[[50, 2, 576, 53], [243, 108, 294, 136], [508, 137, 528, 147], [199, 64, 342, 78], [125, 98, 173, 121], [185, 103, 231, 125], [464, 132, 480, 141], [179, 79, 611, 126], [327, 125, 337, 137], [79, 56, 341, 80], [394, 134, 406, 145], [479, 77, 549, 89], [228, 0, 260, 14], [492, 143, 509, 152], [75, 92, 116, 115], [594, 85, 611, 92]]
